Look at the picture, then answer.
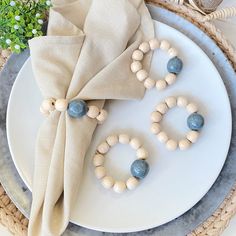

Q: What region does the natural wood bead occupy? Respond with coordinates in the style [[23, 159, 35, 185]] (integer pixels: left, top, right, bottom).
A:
[[168, 47, 178, 57], [179, 139, 191, 150], [157, 132, 169, 143], [132, 50, 144, 61], [1, 49, 11, 58], [97, 142, 110, 154], [55, 99, 68, 112], [40, 106, 50, 116], [150, 123, 161, 134], [187, 103, 198, 113], [87, 106, 100, 118], [93, 154, 105, 167], [131, 61, 142, 73], [156, 80, 167, 91], [187, 131, 199, 143], [166, 139, 178, 151], [113, 181, 127, 194], [165, 97, 177, 108], [95, 166, 106, 179], [130, 138, 141, 150], [160, 40, 171, 51], [149, 38, 160, 50], [156, 102, 168, 114], [144, 78, 155, 89], [177, 96, 188, 107], [106, 135, 118, 146], [165, 73, 176, 85], [151, 111, 162, 122], [139, 42, 150, 53], [96, 109, 108, 123], [136, 69, 148, 82], [102, 176, 114, 189], [41, 98, 55, 112], [0, 57, 5, 66], [126, 177, 139, 190], [119, 134, 130, 144], [136, 147, 148, 159]]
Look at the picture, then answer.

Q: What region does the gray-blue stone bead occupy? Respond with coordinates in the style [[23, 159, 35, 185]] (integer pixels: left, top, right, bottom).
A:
[[187, 113, 205, 131], [68, 99, 88, 118], [131, 159, 149, 180], [167, 56, 183, 74]]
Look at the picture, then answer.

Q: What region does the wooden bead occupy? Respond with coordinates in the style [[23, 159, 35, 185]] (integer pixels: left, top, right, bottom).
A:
[[157, 132, 168, 143], [132, 50, 144, 61], [165, 97, 177, 108], [136, 69, 148, 82], [130, 138, 141, 150], [187, 103, 198, 113], [187, 131, 199, 143], [55, 99, 68, 112], [106, 135, 118, 146], [1, 49, 11, 58], [149, 38, 160, 50], [177, 96, 188, 107], [93, 154, 105, 167], [0, 57, 5, 66], [165, 73, 176, 85], [151, 111, 162, 122], [156, 102, 168, 114], [41, 98, 55, 112], [102, 176, 114, 189], [95, 166, 106, 179], [156, 80, 167, 91], [166, 139, 178, 151], [119, 134, 130, 144], [87, 106, 100, 118], [139, 42, 150, 53], [136, 147, 148, 159], [144, 78, 155, 89], [96, 109, 108, 123], [126, 177, 139, 190], [97, 142, 110, 154], [150, 123, 161, 134], [168, 48, 178, 57], [113, 181, 127, 194], [160, 40, 171, 51], [179, 139, 191, 150], [40, 106, 50, 116], [131, 61, 142, 73]]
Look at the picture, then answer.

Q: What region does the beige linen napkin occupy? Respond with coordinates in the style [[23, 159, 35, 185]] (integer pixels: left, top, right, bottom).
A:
[[28, 0, 154, 235]]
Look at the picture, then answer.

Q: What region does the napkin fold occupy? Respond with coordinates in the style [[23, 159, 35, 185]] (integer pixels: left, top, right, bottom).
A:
[[28, 0, 154, 235]]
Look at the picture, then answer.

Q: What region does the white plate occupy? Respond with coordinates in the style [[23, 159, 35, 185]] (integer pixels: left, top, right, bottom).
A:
[[7, 21, 232, 233]]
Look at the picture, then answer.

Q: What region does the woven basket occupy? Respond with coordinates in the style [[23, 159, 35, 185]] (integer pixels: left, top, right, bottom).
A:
[[0, 1, 236, 235]]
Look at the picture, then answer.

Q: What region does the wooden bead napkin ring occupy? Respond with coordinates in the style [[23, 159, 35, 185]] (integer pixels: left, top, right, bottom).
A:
[[150, 96, 205, 151], [93, 134, 150, 193], [131, 38, 183, 91], [40, 98, 108, 124]]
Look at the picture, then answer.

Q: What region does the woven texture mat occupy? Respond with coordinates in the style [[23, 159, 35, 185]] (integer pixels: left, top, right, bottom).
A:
[[0, 1, 236, 235]]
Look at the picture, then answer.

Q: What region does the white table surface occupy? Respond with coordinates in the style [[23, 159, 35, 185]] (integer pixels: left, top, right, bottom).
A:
[[1, 1, 236, 235]]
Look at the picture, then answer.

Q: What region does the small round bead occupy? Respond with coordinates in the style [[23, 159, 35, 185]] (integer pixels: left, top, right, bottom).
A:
[[132, 50, 144, 61], [165, 73, 176, 85], [130, 138, 141, 150], [149, 38, 160, 50], [187, 103, 198, 113], [165, 97, 177, 108], [160, 40, 171, 51], [55, 99, 68, 112], [144, 78, 155, 89], [136, 147, 148, 160], [119, 134, 130, 144], [157, 132, 168, 143], [187, 113, 204, 131], [93, 154, 105, 167], [42, 98, 55, 112], [126, 177, 139, 190], [102, 176, 114, 189], [95, 166, 106, 179], [131, 160, 149, 179], [68, 99, 88, 118], [179, 139, 191, 150], [87, 106, 100, 118], [151, 111, 162, 122], [139, 42, 150, 53], [156, 80, 167, 91], [106, 135, 118, 146], [166, 139, 178, 151], [96, 109, 108, 123], [156, 103, 168, 114], [177, 96, 188, 107], [187, 131, 199, 143], [40, 106, 50, 116], [131, 61, 142, 73], [167, 56, 183, 74], [136, 69, 148, 82], [97, 142, 110, 154], [168, 47, 178, 57], [150, 123, 161, 134], [113, 181, 127, 194]]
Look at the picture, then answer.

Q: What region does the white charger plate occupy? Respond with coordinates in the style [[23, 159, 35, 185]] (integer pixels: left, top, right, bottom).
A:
[[6, 20, 232, 233]]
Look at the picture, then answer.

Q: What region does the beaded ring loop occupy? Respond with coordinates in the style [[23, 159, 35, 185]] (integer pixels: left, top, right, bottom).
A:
[[40, 98, 107, 124], [93, 134, 150, 193], [131, 39, 183, 91], [150, 96, 205, 151]]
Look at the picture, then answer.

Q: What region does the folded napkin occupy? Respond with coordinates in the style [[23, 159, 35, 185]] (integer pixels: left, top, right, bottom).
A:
[[28, 0, 154, 235]]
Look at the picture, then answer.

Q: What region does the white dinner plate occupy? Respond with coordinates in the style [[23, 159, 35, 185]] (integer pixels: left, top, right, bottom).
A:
[[7, 20, 232, 233]]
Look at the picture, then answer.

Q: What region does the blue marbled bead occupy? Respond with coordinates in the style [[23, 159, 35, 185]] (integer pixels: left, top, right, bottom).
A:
[[187, 113, 205, 131], [167, 56, 183, 74], [131, 160, 149, 180], [68, 99, 88, 118]]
